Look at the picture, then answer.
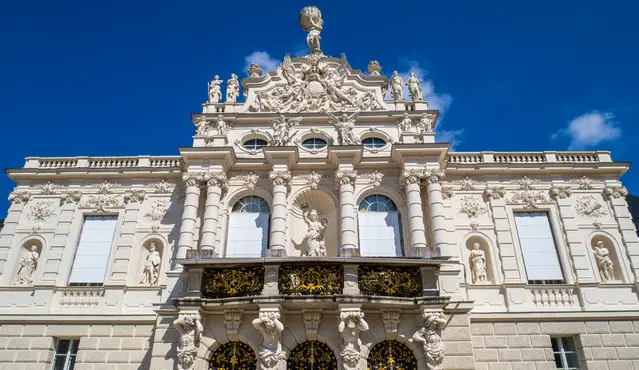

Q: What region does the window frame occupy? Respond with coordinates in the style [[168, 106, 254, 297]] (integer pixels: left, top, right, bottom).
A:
[[301, 137, 328, 150], [52, 338, 80, 370], [551, 336, 581, 370], [242, 138, 268, 150], [361, 137, 386, 150]]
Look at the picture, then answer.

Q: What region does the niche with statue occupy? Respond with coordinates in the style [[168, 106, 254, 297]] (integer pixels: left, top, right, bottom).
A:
[[289, 189, 338, 257], [465, 235, 495, 284], [138, 238, 163, 286], [590, 234, 623, 283], [14, 239, 43, 286]]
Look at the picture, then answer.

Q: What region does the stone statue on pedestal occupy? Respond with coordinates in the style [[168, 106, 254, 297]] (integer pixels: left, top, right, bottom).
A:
[[398, 113, 413, 133], [470, 242, 487, 283], [299, 6, 324, 54], [302, 205, 328, 257], [407, 72, 423, 101], [594, 241, 614, 282], [416, 113, 434, 133], [16, 245, 39, 285], [139, 242, 161, 286], [389, 71, 404, 101], [208, 75, 223, 103], [226, 73, 240, 103]]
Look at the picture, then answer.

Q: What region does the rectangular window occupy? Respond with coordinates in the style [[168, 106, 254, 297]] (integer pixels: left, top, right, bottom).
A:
[[68, 215, 118, 286], [513, 212, 565, 284], [52, 338, 79, 370], [358, 211, 402, 257], [226, 212, 269, 258], [551, 337, 580, 369]]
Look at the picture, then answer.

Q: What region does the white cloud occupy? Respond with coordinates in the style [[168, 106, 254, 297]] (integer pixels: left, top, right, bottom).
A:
[[244, 51, 280, 76], [437, 129, 464, 151], [552, 111, 621, 150]]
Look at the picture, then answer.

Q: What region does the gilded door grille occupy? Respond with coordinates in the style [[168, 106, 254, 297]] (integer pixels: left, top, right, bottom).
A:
[[208, 341, 256, 370], [288, 341, 338, 370], [367, 340, 417, 370]]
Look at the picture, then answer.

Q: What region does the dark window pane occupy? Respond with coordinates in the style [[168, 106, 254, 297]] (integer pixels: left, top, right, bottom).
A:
[[53, 356, 67, 370], [551, 337, 559, 351], [553, 353, 562, 367], [56, 339, 70, 354], [70, 340, 79, 354], [565, 353, 580, 367]]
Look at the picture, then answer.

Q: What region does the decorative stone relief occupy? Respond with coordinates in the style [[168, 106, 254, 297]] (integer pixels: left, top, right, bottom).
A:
[[214, 115, 230, 136], [183, 172, 202, 187], [27, 200, 56, 232], [97, 180, 117, 194], [389, 71, 404, 100], [226, 73, 240, 103], [571, 175, 597, 190], [575, 195, 608, 218], [424, 170, 445, 185], [124, 189, 147, 204], [252, 309, 284, 370], [412, 311, 447, 370], [593, 241, 615, 282], [380, 309, 401, 336], [338, 309, 369, 370], [483, 186, 505, 200], [37, 181, 57, 195], [153, 180, 174, 194], [400, 168, 425, 187], [550, 186, 572, 200], [8, 191, 30, 205], [441, 187, 454, 200], [593, 220, 603, 230], [335, 169, 358, 188], [300, 6, 323, 54], [271, 115, 303, 146], [269, 170, 292, 192], [367, 170, 384, 188], [302, 309, 322, 340], [604, 185, 628, 199], [301, 205, 328, 257], [248, 63, 263, 78], [398, 113, 413, 132], [455, 176, 475, 190], [459, 196, 487, 219], [208, 75, 223, 103], [60, 289, 104, 307], [416, 113, 435, 133], [237, 172, 259, 190], [224, 310, 243, 340], [367, 60, 382, 76], [61, 190, 82, 204], [303, 171, 322, 190], [83, 195, 122, 213], [15, 244, 39, 285], [194, 116, 212, 136], [470, 242, 487, 283], [139, 242, 161, 286], [508, 191, 549, 209], [514, 176, 539, 190], [203, 171, 229, 192], [328, 112, 360, 145], [406, 72, 423, 101], [173, 313, 203, 370]]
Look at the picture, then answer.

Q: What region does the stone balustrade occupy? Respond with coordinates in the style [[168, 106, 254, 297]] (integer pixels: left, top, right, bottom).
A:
[[24, 155, 182, 169], [447, 150, 611, 165]]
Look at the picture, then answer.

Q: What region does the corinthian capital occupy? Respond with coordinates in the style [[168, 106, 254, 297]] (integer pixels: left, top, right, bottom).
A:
[[203, 171, 228, 189], [400, 168, 426, 187], [424, 170, 445, 185], [269, 170, 292, 187], [182, 172, 203, 187], [604, 185, 628, 199], [335, 169, 358, 188]]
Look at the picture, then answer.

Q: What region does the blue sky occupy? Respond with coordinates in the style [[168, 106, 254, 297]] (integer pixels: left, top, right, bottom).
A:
[[1, 0, 638, 217]]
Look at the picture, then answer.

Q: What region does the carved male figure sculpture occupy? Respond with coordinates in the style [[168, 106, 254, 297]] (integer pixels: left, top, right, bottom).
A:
[[389, 71, 404, 101], [412, 312, 448, 370], [139, 242, 161, 286], [215, 115, 229, 136], [302, 205, 328, 257], [252, 310, 284, 370], [470, 242, 487, 283], [339, 310, 369, 370], [226, 73, 240, 103], [300, 6, 324, 54], [593, 241, 614, 282], [16, 245, 39, 285], [416, 113, 434, 133], [194, 116, 211, 136], [173, 313, 203, 370], [208, 75, 223, 103], [398, 112, 413, 133], [406, 71, 423, 100]]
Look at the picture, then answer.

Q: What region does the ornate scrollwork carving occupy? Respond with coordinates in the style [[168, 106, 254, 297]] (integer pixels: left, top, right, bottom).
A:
[[182, 172, 203, 187], [514, 176, 539, 190], [37, 181, 57, 195], [61, 190, 82, 204], [571, 175, 598, 190], [483, 186, 505, 200], [269, 170, 292, 188], [97, 180, 117, 194], [604, 185, 628, 199], [441, 187, 455, 199], [459, 196, 487, 219], [400, 168, 425, 187], [550, 186, 572, 200], [201, 266, 264, 299], [303, 171, 322, 190], [153, 180, 174, 194], [424, 170, 445, 185], [8, 191, 31, 205], [124, 189, 147, 204], [508, 191, 549, 209], [367, 341, 417, 370], [358, 265, 422, 297], [279, 264, 343, 295], [575, 195, 608, 218], [237, 172, 259, 190], [203, 171, 229, 190], [456, 176, 476, 190], [144, 200, 169, 232], [27, 200, 56, 231], [367, 170, 384, 188], [208, 342, 256, 370], [83, 195, 122, 213]]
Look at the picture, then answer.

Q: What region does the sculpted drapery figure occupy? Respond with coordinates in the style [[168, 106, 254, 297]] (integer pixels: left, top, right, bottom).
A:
[[215, 115, 229, 136], [208, 75, 223, 103], [271, 115, 303, 146], [173, 313, 203, 370], [389, 71, 404, 100], [339, 310, 369, 370], [328, 112, 359, 145], [252, 310, 284, 370], [299, 6, 324, 54], [406, 72, 423, 100], [226, 73, 240, 103], [470, 242, 487, 283], [412, 312, 448, 370], [594, 241, 615, 282], [139, 242, 161, 286], [302, 205, 328, 257], [398, 112, 413, 133], [16, 245, 39, 285], [416, 113, 434, 133]]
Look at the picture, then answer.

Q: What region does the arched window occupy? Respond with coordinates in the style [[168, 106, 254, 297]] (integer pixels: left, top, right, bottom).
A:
[[209, 341, 256, 370], [288, 341, 337, 370], [358, 195, 402, 257], [302, 137, 328, 150], [367, 341, 417, 370], [226, 196, 270, 258], [243, 138, 268, 150], [362, 137, 386, 149]]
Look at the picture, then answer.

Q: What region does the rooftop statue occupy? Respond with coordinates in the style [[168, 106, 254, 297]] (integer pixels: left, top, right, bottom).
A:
[[300, 6, 323, 54]]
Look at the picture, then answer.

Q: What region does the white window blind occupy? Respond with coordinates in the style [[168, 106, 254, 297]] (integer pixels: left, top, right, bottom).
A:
[[68, 216, 117, 285], [514, 212, 564, 282], [226, 213, 269, 258], [358, 212, 402, 257]]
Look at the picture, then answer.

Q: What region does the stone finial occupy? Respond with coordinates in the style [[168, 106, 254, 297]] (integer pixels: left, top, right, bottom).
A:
[[248, 63, 263, 78], [367, 60, 382, 76]]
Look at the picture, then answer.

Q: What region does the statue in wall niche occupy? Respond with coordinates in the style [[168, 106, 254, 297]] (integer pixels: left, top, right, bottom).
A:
[[299, 6, 324, 54], [328, 111, 359, 145], [208, 75, 223, 103], [139, 243, 161, 286], [270, 115, 303, 146], [215, 115, 229, 136], [470, 242, 487, 283], [416, 113, 435, 133], [398, 112, 413, 133], [412, 312, 448, 370], [389, 71, 404, 101], [252, 310, 284, 370], [407, 72, 423, 101], [173, 313, 203, 370], [302, 205, 328, 257], [16, 245, 39, 285], [226, 73, 240, 103], [593, 241, 615, 282], [339, 310, 369, 370]]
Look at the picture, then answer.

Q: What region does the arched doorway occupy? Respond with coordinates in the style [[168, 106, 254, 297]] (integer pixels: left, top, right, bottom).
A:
[[367, 340, 417, 370], [288, 341, 337, 370], [208, 341, 256, 370]]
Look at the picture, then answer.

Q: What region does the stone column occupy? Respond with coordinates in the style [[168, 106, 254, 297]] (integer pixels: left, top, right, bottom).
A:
[[336, 169, 359, 256], [199, 171, 227, 253], [401, 169, 428, 257], [177, 172, 202, 260], [268, 170, 291, 257], [425, 170, 448, 257]]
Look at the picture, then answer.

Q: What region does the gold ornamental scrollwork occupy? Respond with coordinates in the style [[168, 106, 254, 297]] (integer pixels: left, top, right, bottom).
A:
[[367, 340, 417, 370], [279, 264, 343, 295], [358, 265, 422, 297], [208, 341, 256, 370], [288, 341, 338, 370], [201, 266, 264, 299]]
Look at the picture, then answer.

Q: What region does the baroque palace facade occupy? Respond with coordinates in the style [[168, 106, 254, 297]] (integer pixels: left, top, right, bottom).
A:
[[2, 6, 639, 370]]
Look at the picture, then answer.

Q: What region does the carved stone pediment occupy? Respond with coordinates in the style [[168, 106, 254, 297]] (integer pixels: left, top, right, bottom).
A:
[[240, 53, 389, 113]]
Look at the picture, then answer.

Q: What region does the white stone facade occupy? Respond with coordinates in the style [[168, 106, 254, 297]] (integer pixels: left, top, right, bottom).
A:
[[1, 6, 639, 370]]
